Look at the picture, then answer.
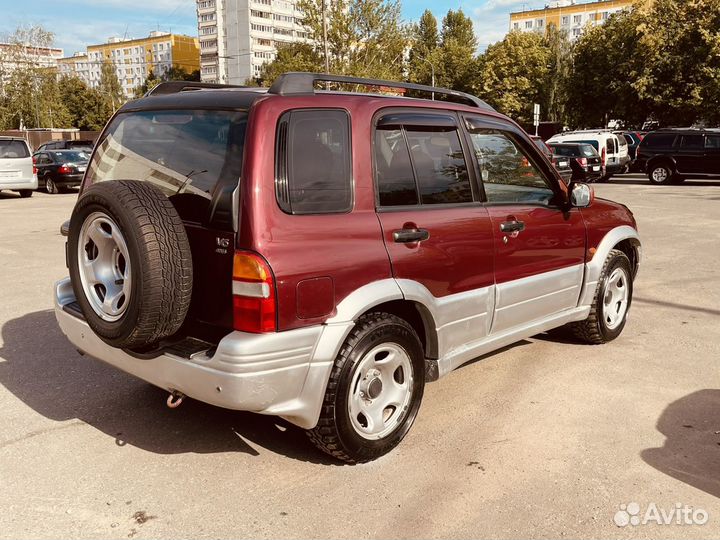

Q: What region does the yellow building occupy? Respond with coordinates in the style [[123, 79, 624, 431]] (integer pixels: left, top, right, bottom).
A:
[[59, 31, 199, 97], [510, 0, 635, 40]]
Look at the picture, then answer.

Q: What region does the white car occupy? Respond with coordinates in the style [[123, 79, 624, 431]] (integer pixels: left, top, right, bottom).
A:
[[547, 131, 631, 181], [0, 137, 37, 198]]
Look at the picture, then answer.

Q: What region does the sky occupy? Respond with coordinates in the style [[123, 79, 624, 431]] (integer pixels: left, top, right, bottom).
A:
[[0, 0, 535, 56]]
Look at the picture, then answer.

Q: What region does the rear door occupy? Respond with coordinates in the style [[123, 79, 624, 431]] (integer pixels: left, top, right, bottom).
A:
[[675, 134, 705, 174], [704, 134, 720, 175], [0, 139, 33, 185], [463, 116, 586, 334], [373, 110, 496, 348]]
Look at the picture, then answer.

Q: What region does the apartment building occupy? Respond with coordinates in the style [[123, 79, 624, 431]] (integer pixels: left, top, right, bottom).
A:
[[197, 0, 309, 84], [0, 43, 64, 80], [57, 32, 200, 97], [509, 0, 634, 40]]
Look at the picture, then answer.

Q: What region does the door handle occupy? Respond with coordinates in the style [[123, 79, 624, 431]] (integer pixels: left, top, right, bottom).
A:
[[500, 220, 525, 233], [393, 228, 430, 243]]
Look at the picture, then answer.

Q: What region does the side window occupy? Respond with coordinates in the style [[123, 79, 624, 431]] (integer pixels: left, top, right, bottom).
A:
[[680, 135, 703, 148], [275, 109, 352, 215], [644, 133, 677, 148], [468, 129, 554, 205], [705, 135, 720, 149], [606, 138, 615, 153], [374, 122, 472, 206]]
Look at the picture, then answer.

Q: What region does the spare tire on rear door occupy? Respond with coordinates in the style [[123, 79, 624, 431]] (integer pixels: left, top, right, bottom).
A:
[[68, 180, 193, 349]]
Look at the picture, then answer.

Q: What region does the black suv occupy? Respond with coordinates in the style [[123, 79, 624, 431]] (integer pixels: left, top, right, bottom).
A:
[[636, 128, 720, 185], [36, 139, 94, 153]]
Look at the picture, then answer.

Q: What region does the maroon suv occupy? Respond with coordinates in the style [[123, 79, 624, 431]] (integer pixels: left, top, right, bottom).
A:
[[55, 73, 641, 463]]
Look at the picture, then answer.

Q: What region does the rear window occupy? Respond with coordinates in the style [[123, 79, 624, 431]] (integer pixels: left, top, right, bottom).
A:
[[87, 109, 247, 199], [53, 150, 90, 162], [643, 133, 677, 148], [0, 140, 30, 159], [564, 139, 599, 151]]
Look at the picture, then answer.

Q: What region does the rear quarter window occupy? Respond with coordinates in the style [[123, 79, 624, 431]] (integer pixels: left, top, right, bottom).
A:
[[643, 133, 677, 148], [275, 109, 352, 215]]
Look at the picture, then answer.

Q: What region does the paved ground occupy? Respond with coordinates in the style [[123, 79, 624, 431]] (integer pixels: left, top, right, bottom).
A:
[[1, 176, 719, 539]]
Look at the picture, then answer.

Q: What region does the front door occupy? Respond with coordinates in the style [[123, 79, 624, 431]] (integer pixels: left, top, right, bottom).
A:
[[373, 110, 495, 353], [703, 134, 720, 175], [675, 134, 705, 175], [463, 117, 587, 334]]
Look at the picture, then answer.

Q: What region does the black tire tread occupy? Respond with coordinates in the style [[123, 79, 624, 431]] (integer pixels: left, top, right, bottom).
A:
[[569, 249, 627, 344], [307, 312, 419, 464], [70, 180, 192, 348]]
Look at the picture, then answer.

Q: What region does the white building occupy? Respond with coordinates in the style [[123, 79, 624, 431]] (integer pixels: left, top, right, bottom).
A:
[[0, 43, 64, 80], [197, 0, 309, 84]]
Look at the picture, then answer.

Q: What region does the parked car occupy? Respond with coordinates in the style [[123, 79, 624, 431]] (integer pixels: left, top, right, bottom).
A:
[[36, 139, 94, 153], [33, 149, 90, 194], [636, 128, 720, 184], [530, 135, 572, 183], [548, 142, 603, 182], [615, 131, 644, 160], [54, 73, 642, 463], [0, 137, 37, 198], [547, 130, 630, 181]]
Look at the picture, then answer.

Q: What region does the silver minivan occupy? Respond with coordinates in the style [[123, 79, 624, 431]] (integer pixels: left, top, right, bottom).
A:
[[0, 137, 37, 198]]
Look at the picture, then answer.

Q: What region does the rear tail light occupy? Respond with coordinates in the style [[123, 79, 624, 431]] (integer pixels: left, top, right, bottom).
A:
[[58, 164, 72, 174], [601, 147, 607, 166], [32, 156, 37, 175], [578, 157, 588, 168], [232, 251, 276, 333], [636, 146, 642, 159]]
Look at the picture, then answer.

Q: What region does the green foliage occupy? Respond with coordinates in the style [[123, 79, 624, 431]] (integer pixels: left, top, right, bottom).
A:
[[436, 10, 479, 93], [479, 31, 551, 124], [258, 0, 409, 85], [408, 10, 439, 86]]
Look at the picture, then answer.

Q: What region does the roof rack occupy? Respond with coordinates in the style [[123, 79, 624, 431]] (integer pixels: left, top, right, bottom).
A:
[[267, 72, 494, 110], [145, 81, 246, 97]]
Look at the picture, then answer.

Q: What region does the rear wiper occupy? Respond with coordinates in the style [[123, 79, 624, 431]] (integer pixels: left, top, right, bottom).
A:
[[175, 169, 208, 195]]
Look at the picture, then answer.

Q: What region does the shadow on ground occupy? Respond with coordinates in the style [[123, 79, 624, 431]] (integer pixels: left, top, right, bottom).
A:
[[0, 309, 338, 464], [642, 390, 720, 499]]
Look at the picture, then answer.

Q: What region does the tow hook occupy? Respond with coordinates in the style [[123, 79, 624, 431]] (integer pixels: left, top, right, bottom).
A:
[[166, 390, 185, 409]]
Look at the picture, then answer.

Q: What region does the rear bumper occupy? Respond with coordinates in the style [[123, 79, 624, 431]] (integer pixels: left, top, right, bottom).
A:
[[54, 278, 353, 429], [0, 175, 38, 190], [54, 174, 83, 187]]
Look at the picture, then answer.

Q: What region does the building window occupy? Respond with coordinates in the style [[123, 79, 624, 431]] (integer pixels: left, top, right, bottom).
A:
[[201, 26, 217, 35], [602, 11, 610, 20], [536, 19, 544, 28], [525, 21, 533, 29], [513, 22, 519, 29], [573, 14, 582, 24], [251, 9, 272, 19], [561, 15, 569, 25], [572, 28, 582, 37]]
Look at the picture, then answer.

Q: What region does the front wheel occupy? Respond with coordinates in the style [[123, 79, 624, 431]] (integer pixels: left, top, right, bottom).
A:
[[570, 249, 633, 344], [648, 163, 673, 185], [307, 312, 426, 463]]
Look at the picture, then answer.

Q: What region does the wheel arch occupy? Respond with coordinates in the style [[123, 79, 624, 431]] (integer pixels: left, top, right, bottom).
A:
[[647, 155, 676, 173]]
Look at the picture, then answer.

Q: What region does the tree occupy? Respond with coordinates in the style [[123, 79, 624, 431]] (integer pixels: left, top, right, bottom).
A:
[[58, 76, 108, 130], [543, 23, 573, 124], [437, 9, 479, 93], [479, 31, 551, 124], [98, 60, 124, 115], [133, 70, 161, 98], [258, 0, 409, 85], [408, 10, 440, 87], [258, 42, 323, 84]]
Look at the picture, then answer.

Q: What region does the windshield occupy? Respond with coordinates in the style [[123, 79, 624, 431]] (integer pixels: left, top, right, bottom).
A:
[[0, 140, 30, 159], [86, 109, 248, 199], [53, 150, 90, 162]]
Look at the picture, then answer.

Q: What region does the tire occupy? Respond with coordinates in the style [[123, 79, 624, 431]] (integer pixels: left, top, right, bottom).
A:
[[308, 312, 426, 463], [648, 163, 674, 185], [569, 249, 633, 344], [17, 190, 32, 198], [45, 177, 58, 194], [68, 180, 193, 349]]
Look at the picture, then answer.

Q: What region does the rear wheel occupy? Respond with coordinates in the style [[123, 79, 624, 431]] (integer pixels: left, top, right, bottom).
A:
[[308, 312, 425, 463], [648, 163, 674, 185], [17, 190, 32, 198], [45, 177, 58, 194]]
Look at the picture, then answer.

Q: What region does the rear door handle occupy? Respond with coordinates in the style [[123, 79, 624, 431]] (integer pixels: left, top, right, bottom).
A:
[[500, 220, 525, 233], [393, 228, 430, 243]]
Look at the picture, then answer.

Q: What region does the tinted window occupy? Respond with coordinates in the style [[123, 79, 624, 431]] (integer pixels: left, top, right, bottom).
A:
[[405, 128, 471, 205], [37, 153, 53, 165], [532, 138, 551, 156], [0, 140, 30, 159], [375, 128, 418, 206], [88, 109, 247, 200], [643, 133, 677, 148], [606, 138, 616, 153], [468, 130, 554, 205], [276, 109, 352, 215], [374, 124, 472, 207], [550, 145, 581, 157], [563, 139, 599, 151], [705, 135, 720, 149], [680, 135, 703, 148], [53, 150, 90, 162]]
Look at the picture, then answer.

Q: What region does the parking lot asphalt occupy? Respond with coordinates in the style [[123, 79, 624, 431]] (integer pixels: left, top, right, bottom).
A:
[[1, 176, 719, 539]]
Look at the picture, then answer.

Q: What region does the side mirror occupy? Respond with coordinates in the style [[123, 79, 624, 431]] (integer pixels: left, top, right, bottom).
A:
[[570, 182, 594, 208]]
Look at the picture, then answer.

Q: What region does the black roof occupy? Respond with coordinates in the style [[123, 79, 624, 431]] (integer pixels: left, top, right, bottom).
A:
[[121, 87, 267, 112]]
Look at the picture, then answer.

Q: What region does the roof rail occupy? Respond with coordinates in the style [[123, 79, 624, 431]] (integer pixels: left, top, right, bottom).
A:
[[267, 72, 494, 110], [145, 81, 245, 97]]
